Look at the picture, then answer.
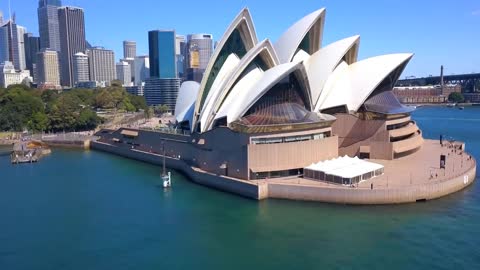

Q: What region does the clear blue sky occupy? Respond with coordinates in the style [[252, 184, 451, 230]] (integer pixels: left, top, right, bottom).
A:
[[2, 0, 479, 77]]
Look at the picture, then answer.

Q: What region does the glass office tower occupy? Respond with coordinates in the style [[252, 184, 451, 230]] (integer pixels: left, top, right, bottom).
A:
[[148, 30, 177, 79]]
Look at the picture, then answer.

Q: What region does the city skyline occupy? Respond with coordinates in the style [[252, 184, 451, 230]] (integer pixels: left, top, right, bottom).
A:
[[1, 0, 479, 78]]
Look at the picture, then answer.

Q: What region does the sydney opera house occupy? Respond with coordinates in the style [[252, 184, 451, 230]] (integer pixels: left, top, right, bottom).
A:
[[174, 8, 419, 179], [95, 7, 476, 203]]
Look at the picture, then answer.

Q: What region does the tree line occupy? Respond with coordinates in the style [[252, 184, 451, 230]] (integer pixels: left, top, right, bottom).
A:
[[0, 81, 147, 133]]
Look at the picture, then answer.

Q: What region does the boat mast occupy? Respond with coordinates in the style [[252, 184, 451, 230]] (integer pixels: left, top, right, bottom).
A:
[[162, 139, 166, 176]]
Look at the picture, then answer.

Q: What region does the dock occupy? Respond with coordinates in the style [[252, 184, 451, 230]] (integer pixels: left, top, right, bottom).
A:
[[10, 149, 41, 164], [10, 141, 51, 165]]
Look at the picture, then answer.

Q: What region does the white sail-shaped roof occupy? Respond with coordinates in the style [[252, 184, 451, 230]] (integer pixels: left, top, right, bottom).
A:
[[304, 35, 360, 111], [193, 8, 258, 129], [215, 67, 264, 125], [198, 53, 240, 132], [316, 60, 350, 112], [201, 39, 280, 132], [178, 7, 416, 133], [274, 8, 325, 64], [292, 49, 311, 63], [175, 81, 200, 130], [219, 62, 310, 125], [320, 53, 414, 112]]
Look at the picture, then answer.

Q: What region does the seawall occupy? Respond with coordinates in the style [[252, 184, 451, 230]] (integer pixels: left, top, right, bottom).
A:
[[41, 139, 91, 150], [92, 141, 267, 200], [91, 140, 476, 205], [267, 162, 476, 204]]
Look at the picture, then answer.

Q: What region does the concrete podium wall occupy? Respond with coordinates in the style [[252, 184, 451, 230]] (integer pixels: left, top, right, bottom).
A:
[[92, 141, 263, 200], [268, 162, 476, 204]]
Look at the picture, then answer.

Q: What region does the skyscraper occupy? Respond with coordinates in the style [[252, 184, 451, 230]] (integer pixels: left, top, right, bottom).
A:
[[148, 30, 177, 79], [24, 33, 40, 76], [121, 58, 135, 82], [116, 61, 131, 86], [38, 0, 62, 51], [146, 30, 180, 109], [58, 6, 86, 87], [144, 77, 180, 108], [134, 55, 149, 86], [73, 52, 89, 85], [175, 35, 185, 55], [185, 34, 213, 82], [0, 22, 9, 64], [0, 20, 27, 71], [176, 35, 186, 79], [86, 47, 116, 86], [123, 40, 136, 59], [186, 34, 213, 69], [36, 49, 60, 88]]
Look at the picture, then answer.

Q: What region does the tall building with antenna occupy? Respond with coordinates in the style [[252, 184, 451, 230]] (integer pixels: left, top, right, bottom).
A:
[[0, 20, 27, 71]]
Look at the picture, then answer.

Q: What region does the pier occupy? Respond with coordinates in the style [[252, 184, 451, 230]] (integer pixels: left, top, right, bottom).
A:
[[9, 141, 51, 164], [10, 149, 41, 164]]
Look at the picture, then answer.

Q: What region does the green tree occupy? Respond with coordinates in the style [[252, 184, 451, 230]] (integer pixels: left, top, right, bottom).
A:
[[154, 104, 170, 115], [76, 109, 101, 130], [0, 88, 44, 131], [130, 95, 147, 111], [68, 88, 95, 107], [6, 84, 31, 92], [110, 80, 123, 88], [111, 88, 126, 110], [121, 97, 136, 112], [145, 106, 154, 120], [95, 89, 115, 109], [41, 89, 59, 104], [28, 112, 49, 132], [48, 94, 81, 131], [0, 85, 103, 133], [448, 92, 465, 103]]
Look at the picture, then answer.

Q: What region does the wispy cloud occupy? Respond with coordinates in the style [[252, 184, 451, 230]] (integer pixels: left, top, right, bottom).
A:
[[472, 10, 480, 16]]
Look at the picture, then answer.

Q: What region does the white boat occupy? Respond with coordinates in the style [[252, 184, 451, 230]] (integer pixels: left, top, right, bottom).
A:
[[162, 172, 172, 188], [161, 142, 172, 188]]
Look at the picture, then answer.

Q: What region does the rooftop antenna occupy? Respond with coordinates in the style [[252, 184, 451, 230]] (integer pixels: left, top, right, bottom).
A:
[[8, 0, 14, 64], [8, 0, 12, 22]]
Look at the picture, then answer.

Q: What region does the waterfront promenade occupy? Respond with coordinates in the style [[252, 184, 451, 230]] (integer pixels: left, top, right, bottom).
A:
[[92, 132, 476, 204], [262, 140, 476, 204]]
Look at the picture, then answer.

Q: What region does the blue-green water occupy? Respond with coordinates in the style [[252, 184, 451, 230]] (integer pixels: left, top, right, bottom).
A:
[[1, 107, 479, 269]]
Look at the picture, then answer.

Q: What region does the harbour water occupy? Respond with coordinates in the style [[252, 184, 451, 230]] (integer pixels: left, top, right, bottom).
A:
[[1, 106, 479, 269]]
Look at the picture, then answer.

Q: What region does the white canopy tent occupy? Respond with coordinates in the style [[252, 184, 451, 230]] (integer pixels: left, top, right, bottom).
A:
[[304, 156, 384, 185]]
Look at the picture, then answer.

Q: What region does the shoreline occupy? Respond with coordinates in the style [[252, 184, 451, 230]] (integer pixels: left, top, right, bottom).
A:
[[91, 137, 476, 205], [406, 103, 480, 107]]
